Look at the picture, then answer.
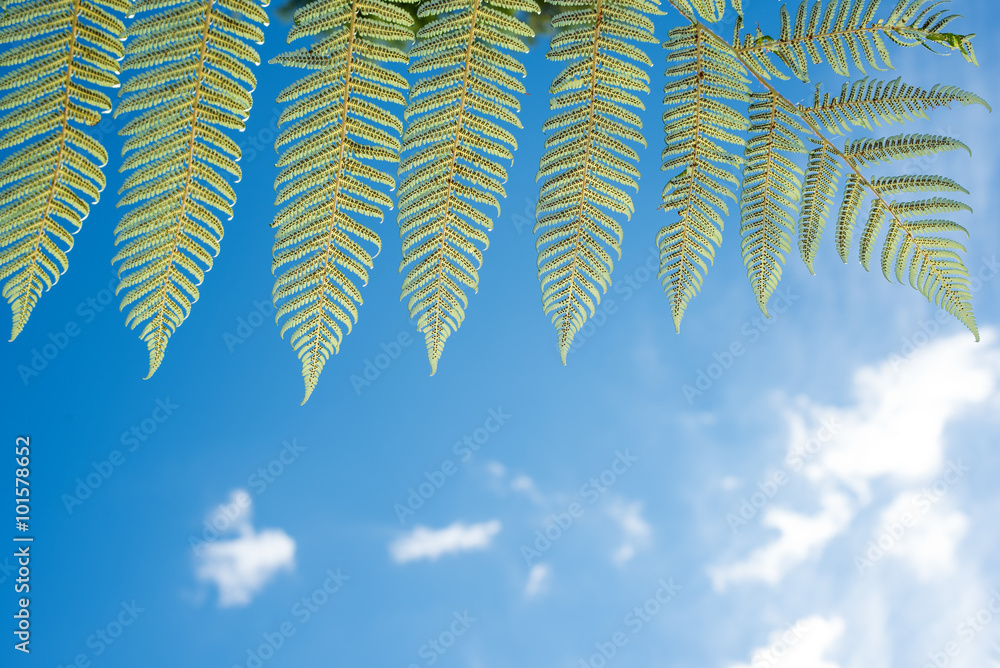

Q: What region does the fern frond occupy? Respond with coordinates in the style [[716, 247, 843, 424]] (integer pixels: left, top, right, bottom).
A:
[[0, 0, 127, 340], [398, 0, 539, 374], [803, 76, 990, 135], [534, 0, 660, 362], [817, 132, 978, 336], [670, 0, 724, 22], [740, 91, 806, 314], [113, 0, 268, 378], [797, 139, 840, 272], [270, 0, 413, 403], [659, 23, 749, 331], [738, 0, 973, 82]]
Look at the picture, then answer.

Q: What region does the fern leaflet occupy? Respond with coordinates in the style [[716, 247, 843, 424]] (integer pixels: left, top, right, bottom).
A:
[[740, 91, 806, 315], [0, 0, 127, 340], [270, 0, 413, 403], [112, 0, 269, 377], [659, 22, 749, 331], [534, 0, 660, 362], [397, 0, 539, 374]]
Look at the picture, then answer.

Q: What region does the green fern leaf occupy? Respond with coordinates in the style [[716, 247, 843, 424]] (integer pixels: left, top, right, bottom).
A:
[[270, 0, 414, 403], [397, 0, 539, 374], [740, 91, 806, 314], [534, 0, 660, 362], [804, 76, 990, 135], [112, 0, 269, 378], [659, 23, 749, 331], [738, 0, 969, 82], [797, 139, 840, 272], [671, 0, 724, 22], [0, 0, 128, 340]]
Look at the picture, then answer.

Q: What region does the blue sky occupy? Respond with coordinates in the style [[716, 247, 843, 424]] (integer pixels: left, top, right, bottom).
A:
[[3, 1, 1000, 667]]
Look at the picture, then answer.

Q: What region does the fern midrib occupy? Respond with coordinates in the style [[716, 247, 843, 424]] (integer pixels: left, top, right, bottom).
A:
[[14, 0, 80, 339], [305, 0, 361, 390], [421, 0, 482, 366], [737, 21, 929, 59], [140, 0, 216, 374], [690, 17, 974, 326], [555, 0, 604, 357]]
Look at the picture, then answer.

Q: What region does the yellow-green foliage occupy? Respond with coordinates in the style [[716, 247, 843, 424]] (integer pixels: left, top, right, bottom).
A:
[[112, 0, 269, 377], [270, 0, 414, 403], [0, 0, 128, 341], [397, 0, 539, 374], [534, 0, 662, 362]]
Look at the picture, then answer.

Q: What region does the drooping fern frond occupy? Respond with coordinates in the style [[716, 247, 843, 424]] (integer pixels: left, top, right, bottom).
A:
[[803, 76, 990, 135], [659, 23, 749, 331], [534, 0, 660, 362], [270, 0, 413, 404], [798, 140, 840, 272], [397, 0, 539, 374], [805, 132, 979, 336], [0, 0, 127, 340], [112, 0, 269, 378], [739, 91, 806, 315], [737, 0, 975, 82]]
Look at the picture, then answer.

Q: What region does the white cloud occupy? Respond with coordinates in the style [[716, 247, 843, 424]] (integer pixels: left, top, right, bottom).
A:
[[728, 616, 844, 668], [711, 331, 999, 588], [711, 491, 852, 589], [876, 492, 970, 580], [607, 499, 652, 565], [524, 563, 551, 599], [390, 520, 502, 563], [193, 490, 296, 608]]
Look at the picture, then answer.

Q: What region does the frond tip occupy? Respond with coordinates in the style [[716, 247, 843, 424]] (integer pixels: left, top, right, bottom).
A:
[[270, 0, 413, 402], [113, 0, 269, 378], [0, 0, 127, 340], [534, 0, 660, 361]]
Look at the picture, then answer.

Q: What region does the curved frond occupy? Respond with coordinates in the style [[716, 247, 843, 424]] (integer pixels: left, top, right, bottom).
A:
[[270, 0, 413, 403], [397, 0, 539, 374], [804, 76, 989, 135], [737, 0, 975, 82], [739, 91, 806, 314], [113, 0, 269, 378], [670, 0, 724, 22], [797, 139, 840, 272], [534, 0, 660, 362], [659, 23, 749, 331], [0, 0, 127, 340]]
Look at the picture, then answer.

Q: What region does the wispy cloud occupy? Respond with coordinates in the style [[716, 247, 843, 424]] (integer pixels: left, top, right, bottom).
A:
[[524, 563, 551, 599], [711, 330, 999, 588], [193, 490, 296, 607], [390, 520, 502, 564], [607, 499, 652, 565], [728, 616, 844, 668]]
